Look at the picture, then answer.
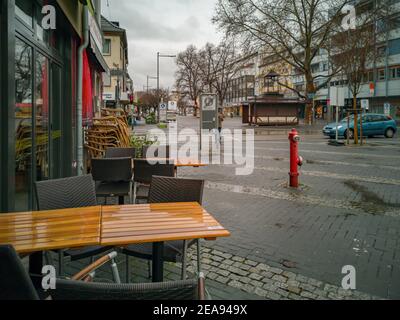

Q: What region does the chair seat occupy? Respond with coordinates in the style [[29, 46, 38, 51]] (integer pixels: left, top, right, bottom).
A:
[[64, 246, 113, 261], [122, 240, 197, 263], [96, 181, 131, 197], [135, 185, 150, 199]]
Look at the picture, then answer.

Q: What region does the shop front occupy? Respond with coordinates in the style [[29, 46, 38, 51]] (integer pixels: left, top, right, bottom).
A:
[[0, 0, 83, 212]]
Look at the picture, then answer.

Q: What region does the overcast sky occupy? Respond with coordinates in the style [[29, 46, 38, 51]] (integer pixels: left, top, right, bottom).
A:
[[101, 0, 222, 92]]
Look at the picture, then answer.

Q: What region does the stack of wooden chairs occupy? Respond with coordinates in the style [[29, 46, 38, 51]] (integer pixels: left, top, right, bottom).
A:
[[85, 110, 131, 161]]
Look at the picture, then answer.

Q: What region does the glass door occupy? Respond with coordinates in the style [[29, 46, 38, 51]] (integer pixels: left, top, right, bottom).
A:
[[50, 63, 62, 179], [15, 38, 33, 212]]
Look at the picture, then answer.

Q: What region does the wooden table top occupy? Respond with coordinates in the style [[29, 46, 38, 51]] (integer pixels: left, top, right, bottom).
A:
[[0, 206, 102, 254], [0, 203, 230, 253], [101, 202, 230, 246]]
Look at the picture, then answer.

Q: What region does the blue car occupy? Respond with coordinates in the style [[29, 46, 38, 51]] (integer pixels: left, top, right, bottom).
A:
[[323, 114, 397, 139]]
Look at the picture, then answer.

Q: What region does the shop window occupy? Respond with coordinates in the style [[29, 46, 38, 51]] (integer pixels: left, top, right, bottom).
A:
[[15, 38, 33, 212]]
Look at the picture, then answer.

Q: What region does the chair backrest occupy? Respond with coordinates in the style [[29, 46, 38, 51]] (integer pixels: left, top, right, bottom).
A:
[[92, 158, 132, 182], [35, 175, 97, 211], [105, 147, 137, 159], [142, 145, 170, 159], [133, 160, 175, 184], [0, 245, 39, 300], [149, 176, 205, 204], [51, 278, 203, 300]]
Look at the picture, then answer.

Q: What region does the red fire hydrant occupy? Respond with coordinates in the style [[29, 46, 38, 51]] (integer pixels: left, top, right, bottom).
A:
[[288, 129, 303, 188]]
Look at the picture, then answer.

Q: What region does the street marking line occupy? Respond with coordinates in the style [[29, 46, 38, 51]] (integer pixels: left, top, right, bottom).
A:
[[255, 147, 400, 160], [253, 166, 400, 186]]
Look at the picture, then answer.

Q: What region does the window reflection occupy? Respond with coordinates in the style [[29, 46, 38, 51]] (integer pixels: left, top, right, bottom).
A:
[[15, 39, 33, 212], [15, 0, 33, 27], [35, 54, 49, 182]]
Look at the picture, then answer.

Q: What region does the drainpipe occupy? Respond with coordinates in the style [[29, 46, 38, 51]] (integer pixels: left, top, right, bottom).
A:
[[77, 5, 89, 176]]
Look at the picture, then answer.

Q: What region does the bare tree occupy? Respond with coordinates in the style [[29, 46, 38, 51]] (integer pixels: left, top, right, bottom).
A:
[[175, 45, 204, 116], [213, 0, 351, 123], [331, 2, 388, 144], [199, 41, 238, 107]]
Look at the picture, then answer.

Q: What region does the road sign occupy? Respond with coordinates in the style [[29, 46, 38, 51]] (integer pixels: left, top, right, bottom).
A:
[[384, 103, 391, 116], [168, 101, 177, 111], [200, 94, 218, 131], [361, 99, 369, 111], [159, 103, 168, 122]]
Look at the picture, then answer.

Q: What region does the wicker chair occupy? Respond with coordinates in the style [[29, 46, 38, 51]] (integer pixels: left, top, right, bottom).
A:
[[133, 160, 175, 203], [0, 245, 39, 300], [105, 147, 137, 159], [91, 158, 133, 205], [123, 176, 205, 282], [34, 175, 117, 278], [0, 245, 205, 301]]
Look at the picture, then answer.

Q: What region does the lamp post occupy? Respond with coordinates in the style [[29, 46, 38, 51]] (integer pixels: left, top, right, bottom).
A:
[[147, 75, 157, 94], [157, 52, 176, 122]]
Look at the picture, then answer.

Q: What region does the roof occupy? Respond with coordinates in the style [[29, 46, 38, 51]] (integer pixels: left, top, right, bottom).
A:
[[101, 16, 126, 33], [101, 15, 128, 62], [101, 16, 127, 45]]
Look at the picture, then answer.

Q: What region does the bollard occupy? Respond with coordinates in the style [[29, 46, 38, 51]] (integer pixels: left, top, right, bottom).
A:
[[288, 129, 303, 188]]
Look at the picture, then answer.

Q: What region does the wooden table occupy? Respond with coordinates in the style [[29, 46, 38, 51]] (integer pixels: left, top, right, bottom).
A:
[[0, 203, 230, 283]]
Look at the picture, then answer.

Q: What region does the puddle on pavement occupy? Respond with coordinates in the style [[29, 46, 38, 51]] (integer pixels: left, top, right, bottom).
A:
[[343, 180, 400, 215]]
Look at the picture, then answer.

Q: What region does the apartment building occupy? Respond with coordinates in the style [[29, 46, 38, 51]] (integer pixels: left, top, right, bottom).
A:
[[101, 16, 132, 108], [292, 0, 400, 122]]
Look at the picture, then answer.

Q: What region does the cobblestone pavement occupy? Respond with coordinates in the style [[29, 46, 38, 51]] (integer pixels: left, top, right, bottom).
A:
[[98, 116, 399, 300]]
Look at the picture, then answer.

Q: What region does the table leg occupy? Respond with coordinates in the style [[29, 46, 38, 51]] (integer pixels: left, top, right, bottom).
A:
[[29, 251, 43, 290], [152, 242, 164, 282]]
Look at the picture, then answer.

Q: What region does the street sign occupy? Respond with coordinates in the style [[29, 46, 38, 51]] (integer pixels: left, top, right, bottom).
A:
[[200, 94, 218, 131], [168, 101, 177, 111], [159, 103, 168, 122], [361, 99, 369, 111], [384, 103, 391, 116]]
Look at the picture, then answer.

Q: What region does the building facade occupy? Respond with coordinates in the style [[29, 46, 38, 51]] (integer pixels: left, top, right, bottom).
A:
[[291, 0, 400, 122], [0, 0, 107, 213], [101, 16, 132, 108]]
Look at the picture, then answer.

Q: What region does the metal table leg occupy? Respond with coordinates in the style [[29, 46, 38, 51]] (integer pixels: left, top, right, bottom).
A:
[[152, 242, 164, 282], [29, 251, 43, 290]]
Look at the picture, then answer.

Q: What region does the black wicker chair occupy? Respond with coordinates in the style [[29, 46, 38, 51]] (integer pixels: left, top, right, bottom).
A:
[[105, 147, 137, 159], [92, 157, 133, 205], [51, 277, 204, 300], [133, 160, 175, 203], [34, 175, 116, 278], [123, 176, 205, 282], [0, 245, 39, 300], [0, 245, 205, 301]]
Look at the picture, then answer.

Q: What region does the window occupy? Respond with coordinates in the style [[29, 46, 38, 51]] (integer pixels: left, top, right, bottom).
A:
[[15, 0, 33, 27], [103, 39, 111, 55], [378, 69, 386, 81], [389, 67, 400, 79]]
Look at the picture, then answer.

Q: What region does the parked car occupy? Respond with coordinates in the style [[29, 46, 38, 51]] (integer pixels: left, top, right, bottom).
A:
[[323, 114, 397, 139]]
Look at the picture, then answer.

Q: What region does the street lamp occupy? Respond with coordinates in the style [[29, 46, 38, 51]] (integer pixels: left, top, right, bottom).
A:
[[147, 75, 158, 94], [157, 52, 176, 121]]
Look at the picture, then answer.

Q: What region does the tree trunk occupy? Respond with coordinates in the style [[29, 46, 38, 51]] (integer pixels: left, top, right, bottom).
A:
[[353, 95, 359, 145], [304, 72, 316, 125]]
